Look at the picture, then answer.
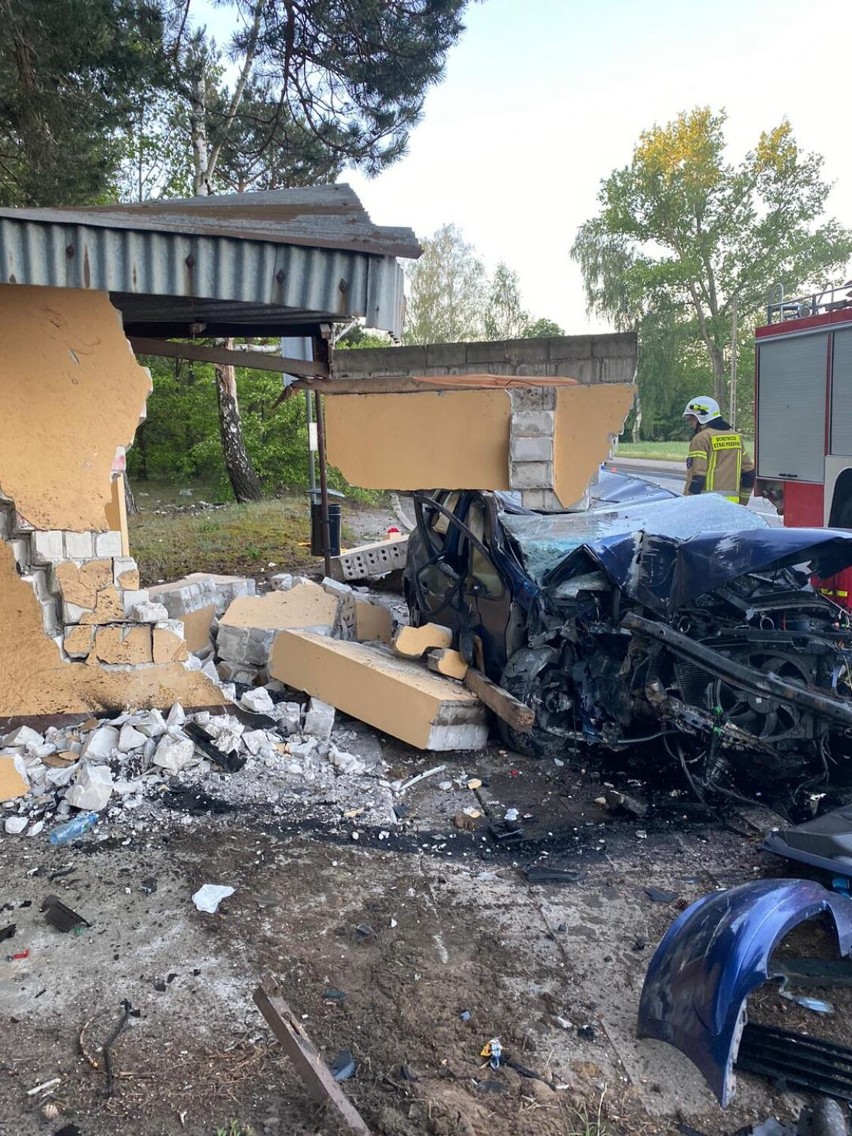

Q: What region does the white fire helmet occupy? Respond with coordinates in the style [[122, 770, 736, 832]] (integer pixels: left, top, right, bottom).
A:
[[683, 396, 720, 425]]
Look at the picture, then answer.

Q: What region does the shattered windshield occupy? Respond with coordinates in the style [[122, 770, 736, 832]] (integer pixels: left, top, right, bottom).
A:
[[500, 494, 770, 582]]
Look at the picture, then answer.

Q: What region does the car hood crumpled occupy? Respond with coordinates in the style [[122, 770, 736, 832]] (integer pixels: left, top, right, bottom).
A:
[[500, 494, 852, 613]]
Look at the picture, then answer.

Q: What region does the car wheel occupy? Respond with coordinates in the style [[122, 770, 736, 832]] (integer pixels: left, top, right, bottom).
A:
[[499, 647, 574, 759]]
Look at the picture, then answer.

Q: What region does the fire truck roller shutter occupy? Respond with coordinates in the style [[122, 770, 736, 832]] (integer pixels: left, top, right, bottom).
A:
[[827, 331, 852, 526]]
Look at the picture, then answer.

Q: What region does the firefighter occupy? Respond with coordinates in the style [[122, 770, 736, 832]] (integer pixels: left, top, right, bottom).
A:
[[682, 396, 755, 505]]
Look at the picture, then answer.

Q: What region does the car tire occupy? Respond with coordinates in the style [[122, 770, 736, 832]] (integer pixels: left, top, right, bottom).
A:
[[499, 647, 573, 759]]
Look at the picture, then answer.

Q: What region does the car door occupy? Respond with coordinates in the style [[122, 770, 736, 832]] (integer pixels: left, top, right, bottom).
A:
[[458, 495, 514, 675]]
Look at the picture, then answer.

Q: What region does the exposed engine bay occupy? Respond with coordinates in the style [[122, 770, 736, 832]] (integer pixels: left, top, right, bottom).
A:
[[404, 480, 852, 812]]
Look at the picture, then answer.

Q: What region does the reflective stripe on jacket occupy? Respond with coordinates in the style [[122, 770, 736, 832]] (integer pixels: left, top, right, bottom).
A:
[[684, 426, 754, 503]]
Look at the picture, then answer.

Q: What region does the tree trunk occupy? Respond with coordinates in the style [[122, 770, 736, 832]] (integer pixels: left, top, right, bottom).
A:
[[711, 344, 727, 412], [123, 471, 139, 516], [215, 345, 262, 502], [631, 387, 643, 443]]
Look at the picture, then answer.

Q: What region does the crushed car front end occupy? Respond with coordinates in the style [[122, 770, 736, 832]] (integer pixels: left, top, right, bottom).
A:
[[405, 486, 852, 809]]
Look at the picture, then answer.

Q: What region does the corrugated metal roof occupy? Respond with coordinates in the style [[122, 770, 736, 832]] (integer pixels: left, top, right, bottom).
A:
[[0, 185, 416, 337]]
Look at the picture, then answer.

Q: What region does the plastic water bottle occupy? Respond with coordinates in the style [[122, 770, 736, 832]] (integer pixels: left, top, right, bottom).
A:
[[49, 811, 99, 846]]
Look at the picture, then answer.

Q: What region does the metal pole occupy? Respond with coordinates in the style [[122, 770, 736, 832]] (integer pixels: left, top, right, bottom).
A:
[[730, 296, 738, 428], [314, 390, 332, 579], [305, 390, 317, 500]]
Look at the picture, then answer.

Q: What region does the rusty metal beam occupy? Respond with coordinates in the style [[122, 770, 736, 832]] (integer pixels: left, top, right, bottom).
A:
[[128, 337, 329, 378], [253, 980, 371, 1134]]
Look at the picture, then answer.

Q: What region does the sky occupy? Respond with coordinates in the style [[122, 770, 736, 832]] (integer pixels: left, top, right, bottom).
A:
[[197, 0, 852, 334]]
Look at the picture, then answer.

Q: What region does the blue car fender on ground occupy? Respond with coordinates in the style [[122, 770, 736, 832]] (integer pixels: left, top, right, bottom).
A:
[[636, 879, 852, 1106]]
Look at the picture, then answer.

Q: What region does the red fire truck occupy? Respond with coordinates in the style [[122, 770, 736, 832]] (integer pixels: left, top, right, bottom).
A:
[[755, 281, 852, 602]]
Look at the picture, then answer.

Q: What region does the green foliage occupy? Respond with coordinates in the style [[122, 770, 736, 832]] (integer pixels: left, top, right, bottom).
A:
[[403, 223, 487, 344], [0, 0, 169, 206], [404, 225, 564, 345], [129, 357, 311, 496], [336, 327, 395, 349], [484, 262, 529, 339], [572, 107, 852, 436], [524, 316, 565, 337]]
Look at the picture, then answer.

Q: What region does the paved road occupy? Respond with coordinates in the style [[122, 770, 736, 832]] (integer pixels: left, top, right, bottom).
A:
[[604, 455, 782, 523]]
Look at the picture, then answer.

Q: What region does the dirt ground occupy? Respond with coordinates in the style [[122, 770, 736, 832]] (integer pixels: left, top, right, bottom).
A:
[[1, 727, 837, 1136], [3, 495, 847, 1136]]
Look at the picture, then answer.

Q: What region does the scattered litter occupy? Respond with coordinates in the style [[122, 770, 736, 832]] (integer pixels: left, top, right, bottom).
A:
[[602, 788, 648, 818], [7, 949, 29, 961], [139, 878, 158, 896], [504, 807, 520, 821], [42, 895, 90, 933], [480, 1038, 502, 1069], [781, 994, 833, 1014], [323, 989, 346, 1002], [398, 764, 447, 793], [100, 999, 140, 1096], [438, 780, 453, 791], [576, 1024, 596, 1042], [453, 811, 480, 830], [475, 1080, 504, 1093], [191, 884, 235, 914], [353, 923, 374, 941], [0, 924, 15, 942], [467, 778, 482, 790], [49, 812, 98, 846], [524, 867, 584, 885], [329, 1049, 356, 1082], [644, 886, 679, 904], [489, 820, 523, 843], [460, 1010, 472, 1021], [184, 722, 246, 773], [26, 1077, 61, 1096], [4, 816, 28, 835]]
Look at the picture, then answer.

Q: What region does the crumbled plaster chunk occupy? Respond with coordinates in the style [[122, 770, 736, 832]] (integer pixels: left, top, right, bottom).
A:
[[130, 601, 168, 623], [152, 734, 195, 774], [118, 723, 147, 753], [4, 816, 28, 834], [304, 697, 335, 741], [240, 687, 276, 715], [80, 725, 120, 762], [66, 764, 114, 811]]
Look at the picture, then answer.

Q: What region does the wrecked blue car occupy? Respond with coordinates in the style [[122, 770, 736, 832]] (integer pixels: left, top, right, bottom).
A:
[[404, 481, 852, 807]]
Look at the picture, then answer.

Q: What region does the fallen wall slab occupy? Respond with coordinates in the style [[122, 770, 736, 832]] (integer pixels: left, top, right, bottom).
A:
[[269, 630, 489, 750]]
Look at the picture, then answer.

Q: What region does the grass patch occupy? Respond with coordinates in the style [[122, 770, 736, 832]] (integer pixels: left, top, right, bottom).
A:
[[615, 438, 753, 462], [129, 498, 315, 585], [614, 441, 688, 461]]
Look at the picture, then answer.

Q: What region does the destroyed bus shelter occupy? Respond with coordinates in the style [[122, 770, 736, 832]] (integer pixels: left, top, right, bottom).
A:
[[0, 185, 416, 726]]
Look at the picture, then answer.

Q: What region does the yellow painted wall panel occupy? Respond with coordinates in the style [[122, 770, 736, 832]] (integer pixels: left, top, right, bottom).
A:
[[0, 284, 151, 531], [554, 385, 635, 507], [325, 390, 512, 490]]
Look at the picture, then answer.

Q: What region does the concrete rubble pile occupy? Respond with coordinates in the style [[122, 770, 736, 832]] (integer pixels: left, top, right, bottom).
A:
[[0, 687, 398, 837], [0, 565, 495, 842]]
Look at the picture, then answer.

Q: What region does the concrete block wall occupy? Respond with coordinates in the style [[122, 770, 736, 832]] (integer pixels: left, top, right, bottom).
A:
[[0, 493, 191, 668], [508, 389, 563, 511]]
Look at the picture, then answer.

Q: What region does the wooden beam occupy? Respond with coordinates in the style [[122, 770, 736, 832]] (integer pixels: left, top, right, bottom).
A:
[[292, 373, 581, 395], [128, 337, 329, 378], [463, 668, 535, 732], [253, 979, 371, 1134]]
